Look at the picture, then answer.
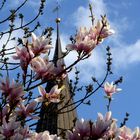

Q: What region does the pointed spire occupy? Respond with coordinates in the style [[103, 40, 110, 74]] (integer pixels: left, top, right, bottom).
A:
[[36, 18, 77, 137], [53, 18, 64, 66], [56, 18, 61, 36]]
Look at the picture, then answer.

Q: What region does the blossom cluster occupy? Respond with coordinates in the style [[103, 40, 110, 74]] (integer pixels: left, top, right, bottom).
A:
[[0, 32, 68, 139], [67, 112, 140, 140], [0, 11, 135, 140], [0, 77, 63, 139], [13, 33, 66, 81], [66, 16, 115, 55], [0, 116, 60, 140]]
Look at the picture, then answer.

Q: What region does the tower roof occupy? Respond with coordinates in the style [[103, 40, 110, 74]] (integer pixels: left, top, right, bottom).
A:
[[36, 18, 77, 137], [53, 18, 64, 65]]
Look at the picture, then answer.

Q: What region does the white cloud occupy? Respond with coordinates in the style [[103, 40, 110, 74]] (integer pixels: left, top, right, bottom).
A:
[[8, 0, 140, 80], [70, 0, 140, 80], [45, 0, 109, 81], [89, 0, 107, 17], [2, 0, 140, 81], [112, 40, 140, 69], [77, 47, 106, 82], [74, 0, 107, 28]]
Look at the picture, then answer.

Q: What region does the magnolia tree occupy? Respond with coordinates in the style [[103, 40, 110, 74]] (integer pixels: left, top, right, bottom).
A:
[[0, 0, 139, 140]]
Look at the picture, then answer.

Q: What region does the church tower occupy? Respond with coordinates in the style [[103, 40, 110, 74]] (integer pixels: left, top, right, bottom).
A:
[[36, 18, 77, 137]]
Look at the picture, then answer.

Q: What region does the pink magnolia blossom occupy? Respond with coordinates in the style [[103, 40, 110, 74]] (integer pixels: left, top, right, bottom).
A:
[[10, 126, 31, 140], [91, 111, 113, 139], [0, 104, 9, 122], [0, 116, 21, 138], [35, 85, 63, 104], [117, 126, 132, 140], [66, 130, 81, 140], [29, 33, 52, 56], [13, 46, 31, 72], [0, 77, 11, 97], [93, 20, 115, 44], [0, 116, 31, 140], [116, 126, 140, 140], [30, 130, 60, 140], [30, 57, 66, 80], [132, 127, 140, 139], [10, 133, 25, 140], [66, 27, 96, 54], [0, 78, 24, 104], [30, 56, 55, 80], [104, 82, 122, 97], [17, 101, 39, 119], [67, 112, 113, 140], [74, 118, 90, 137], [105, 121, 118, 139], [67, 112, 140, 140], [66, 17, 114, 55], [53, 59, 67, 79]]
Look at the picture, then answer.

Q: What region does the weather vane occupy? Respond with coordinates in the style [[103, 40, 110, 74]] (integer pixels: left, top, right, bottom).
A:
[[52, 0, 61, 19]]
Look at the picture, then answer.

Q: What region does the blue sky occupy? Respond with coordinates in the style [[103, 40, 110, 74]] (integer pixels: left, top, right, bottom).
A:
[[44, 0, 140, 129], [1, 0, 140, 129]]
